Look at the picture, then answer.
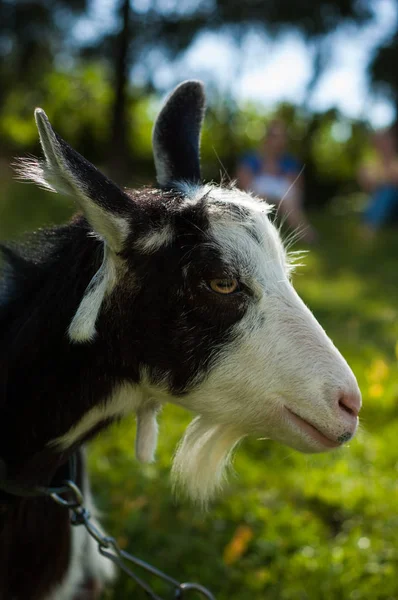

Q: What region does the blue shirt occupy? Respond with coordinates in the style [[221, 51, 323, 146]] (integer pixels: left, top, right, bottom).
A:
[[240, 153, 301, 177]]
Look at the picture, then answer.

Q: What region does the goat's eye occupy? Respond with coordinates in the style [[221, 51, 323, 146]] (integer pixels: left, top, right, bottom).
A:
[[209, 278, 239, 295]]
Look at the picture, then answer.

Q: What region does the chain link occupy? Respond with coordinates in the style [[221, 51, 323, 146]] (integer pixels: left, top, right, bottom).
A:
[[50, 481, 216, 600]]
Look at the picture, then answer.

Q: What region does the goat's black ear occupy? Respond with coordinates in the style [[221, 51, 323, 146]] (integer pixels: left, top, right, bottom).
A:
[[152, 80, 205, 187], [16, 110, 133, 253]]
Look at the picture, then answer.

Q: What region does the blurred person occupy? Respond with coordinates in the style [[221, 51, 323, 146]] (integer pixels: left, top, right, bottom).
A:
[[358, 126, 398, 237], [236, 119, 317, 243]]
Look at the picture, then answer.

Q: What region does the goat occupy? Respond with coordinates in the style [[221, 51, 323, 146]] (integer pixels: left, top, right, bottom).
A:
[[0, 80, 361, 599]]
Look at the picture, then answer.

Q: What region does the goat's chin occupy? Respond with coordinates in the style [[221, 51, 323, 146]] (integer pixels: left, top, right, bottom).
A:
[[171, 416, 244, 507]]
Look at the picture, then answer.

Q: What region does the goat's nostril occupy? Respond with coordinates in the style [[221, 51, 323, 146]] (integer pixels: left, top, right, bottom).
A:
[[339, 399, 355, 416], [338, 392, 361, 418]]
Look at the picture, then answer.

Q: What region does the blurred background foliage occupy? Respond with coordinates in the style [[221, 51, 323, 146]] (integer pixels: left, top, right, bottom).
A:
[[0, 1, 397, 599], [0, 0, 391, 199]]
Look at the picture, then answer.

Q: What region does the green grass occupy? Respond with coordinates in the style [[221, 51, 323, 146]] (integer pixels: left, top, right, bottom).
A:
[[1, 179, 397, 599]]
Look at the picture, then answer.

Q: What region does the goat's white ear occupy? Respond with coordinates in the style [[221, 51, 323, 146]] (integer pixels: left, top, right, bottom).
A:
[[16, 109, 132, 253], [152, 80, 205, 187]]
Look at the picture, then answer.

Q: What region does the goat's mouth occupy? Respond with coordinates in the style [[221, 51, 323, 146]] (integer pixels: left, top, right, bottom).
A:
[[284, 407, 342, 449]]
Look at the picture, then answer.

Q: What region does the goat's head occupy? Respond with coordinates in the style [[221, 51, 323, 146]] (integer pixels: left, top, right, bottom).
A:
[[18, 81, 361, 504]]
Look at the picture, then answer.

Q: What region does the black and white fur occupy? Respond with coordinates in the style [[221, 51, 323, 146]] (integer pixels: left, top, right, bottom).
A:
[[0, 81, 361, 598]]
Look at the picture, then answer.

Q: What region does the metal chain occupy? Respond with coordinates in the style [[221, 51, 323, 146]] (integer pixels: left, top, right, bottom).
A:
[[50, 481, 216, 600]]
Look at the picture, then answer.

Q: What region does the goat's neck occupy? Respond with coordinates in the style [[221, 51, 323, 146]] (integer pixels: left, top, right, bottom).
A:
[[0, 220, 144, 483]]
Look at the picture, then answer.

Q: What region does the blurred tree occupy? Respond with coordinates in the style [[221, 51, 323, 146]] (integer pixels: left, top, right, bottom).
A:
[[109, 0, 131, 178], [0, 0, 379, 193], [0, 0, 92, 161], [369, 33, 398, 127], [0, 0, 88, 105], [79, 0, 374, 176]]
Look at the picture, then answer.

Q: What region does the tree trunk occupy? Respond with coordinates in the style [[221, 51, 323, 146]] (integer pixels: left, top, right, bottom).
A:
[[109, 0, 131, 182]]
